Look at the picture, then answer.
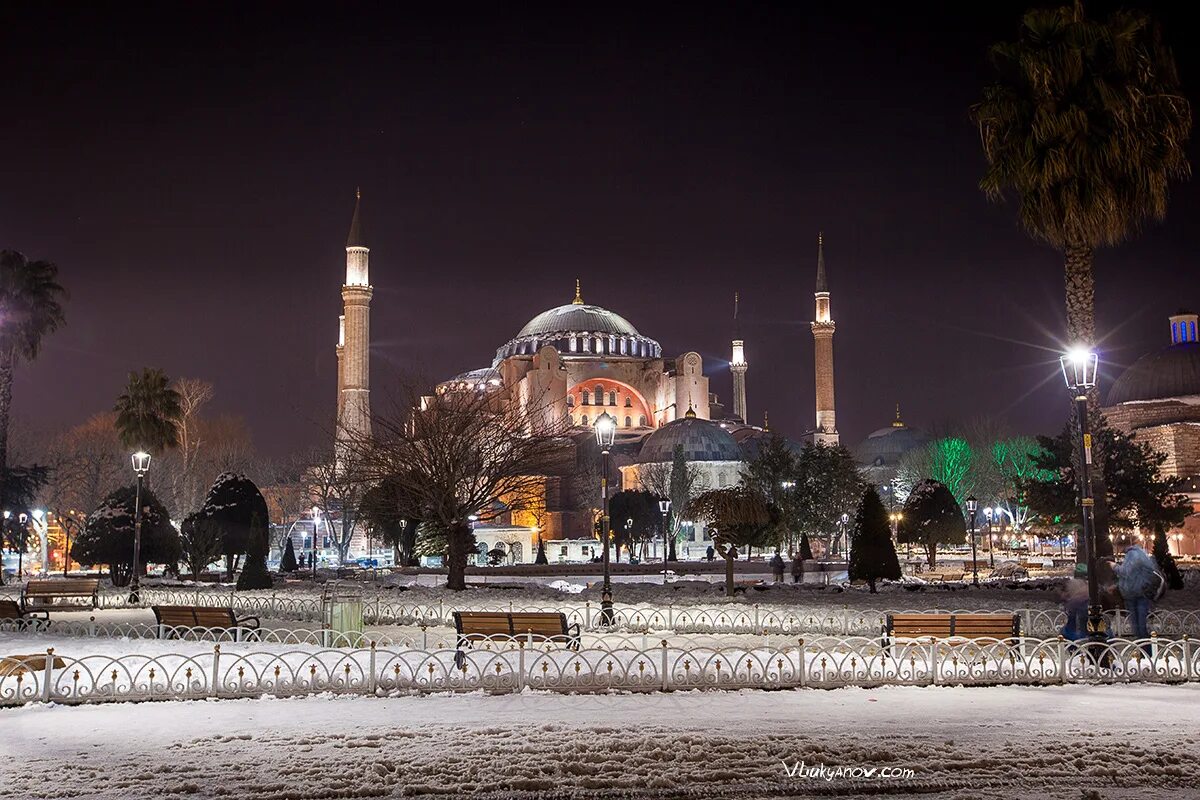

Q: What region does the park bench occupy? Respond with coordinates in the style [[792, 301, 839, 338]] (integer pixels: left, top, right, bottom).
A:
[[151, 605, 261, 638], [0, 652, 66, 679], [922, 572, 966, 584], [0, 599, 48, 628], [453, 611, 581, 650], [20, 578, 100, 611], [884, 612, 1020, 649]]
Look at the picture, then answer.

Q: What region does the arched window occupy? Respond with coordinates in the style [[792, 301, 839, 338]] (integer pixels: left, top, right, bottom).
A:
[[581, 414, 589, 426], [639, 415, 647, 427], [595, 337, 603, 353], [608, 391, 616, 406], [625, 416, 632, 428], [624, 396, 632, 408], [593, 386, 604, 405], [567, 395, 574, 407], [581, 392, 589, 405], [569, 337, 577, 353]]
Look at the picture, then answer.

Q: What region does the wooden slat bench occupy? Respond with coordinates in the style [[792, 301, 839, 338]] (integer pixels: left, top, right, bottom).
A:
[[453, 611, 580, 650], [152, 605, 260, 639], [884, 612, 1020, 648], [20, 578, 100, 611], [922, 572, 967, 584], [0, 599, 48, 627], [0, 653, 66, 679]]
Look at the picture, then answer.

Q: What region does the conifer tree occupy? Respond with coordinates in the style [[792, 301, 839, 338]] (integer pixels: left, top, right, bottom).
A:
[[236, 511, 273, 590], [1152, 528, 1184, 590], [848, 487, 901, 593], [280, 536, 299, 572], [534, 535, 548, 565]]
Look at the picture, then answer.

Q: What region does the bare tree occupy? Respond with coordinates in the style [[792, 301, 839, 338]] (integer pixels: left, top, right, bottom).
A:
[[172, 378, 214, 512], [349, 385, 569, 590], [43, 413, 126, 515]]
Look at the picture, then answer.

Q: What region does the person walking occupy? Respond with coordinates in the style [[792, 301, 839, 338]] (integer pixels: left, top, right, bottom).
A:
[[791, 551, 804, 584], [705, 545, 715, 562], [769, 551, 785, 584], [1060, 577, 1089, 641], [1113, 544, 1162, 641]]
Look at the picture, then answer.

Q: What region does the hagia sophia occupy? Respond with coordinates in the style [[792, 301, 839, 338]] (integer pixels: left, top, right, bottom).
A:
[[329, 192, 1199, 562]]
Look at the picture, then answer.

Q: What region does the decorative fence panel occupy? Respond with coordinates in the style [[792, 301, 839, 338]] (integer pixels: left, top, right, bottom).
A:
[[1, 635, 1196, 707], [76, 588, 1200, 639]]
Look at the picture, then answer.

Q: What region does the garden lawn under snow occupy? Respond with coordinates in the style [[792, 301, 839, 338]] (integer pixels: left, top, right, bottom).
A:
[[1, 683, 1197, 798]]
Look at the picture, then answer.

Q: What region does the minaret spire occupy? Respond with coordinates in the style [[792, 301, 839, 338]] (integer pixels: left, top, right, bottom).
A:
[[730, 290, 748, 423], [337, 188, 373, 466], [572, 278, 584, 305], [810, 232, 838, 445]]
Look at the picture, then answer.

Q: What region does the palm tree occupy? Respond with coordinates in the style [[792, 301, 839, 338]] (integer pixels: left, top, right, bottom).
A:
[[114, 368, 183, 454], [0, 251, 67, 516], [972, 2, 1191, 552]]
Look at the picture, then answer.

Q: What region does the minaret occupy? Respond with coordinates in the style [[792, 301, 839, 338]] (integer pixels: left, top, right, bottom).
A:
[[811, 232, 839, 445], [730, 291, 748, 422], [336, 189, 372, 459]]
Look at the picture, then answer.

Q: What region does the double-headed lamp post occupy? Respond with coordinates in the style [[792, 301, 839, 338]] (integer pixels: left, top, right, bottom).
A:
[[594, 413, 617, 625], [129, 451, 152, 604], [965, 495, 979, 586], [311, 505, 321, 578], [839, 512, 850, 560], [658, 499, 671, 583], [1060, 347, 1102, 643]]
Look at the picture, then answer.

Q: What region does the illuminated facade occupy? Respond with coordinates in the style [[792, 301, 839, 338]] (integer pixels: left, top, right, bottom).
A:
[[437, 280, 714, 432]]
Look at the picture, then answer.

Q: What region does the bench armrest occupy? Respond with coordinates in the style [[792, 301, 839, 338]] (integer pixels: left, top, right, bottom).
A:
[[235, 614, 261, 630]]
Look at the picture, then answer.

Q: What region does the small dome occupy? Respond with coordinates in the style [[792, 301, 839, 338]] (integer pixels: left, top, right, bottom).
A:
[[638, 417, 742, 463], [437, 366, 502, 393], [1107, 343, 1200, 405], [854, 409, 931, 468]]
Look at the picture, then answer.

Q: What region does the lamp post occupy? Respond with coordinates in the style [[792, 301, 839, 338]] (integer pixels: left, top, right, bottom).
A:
[[1, 510, 8, 586], [625, 517, 633, 563], [16, 512, 28, 580], [839, 512, 849, 560], [966, 495, 978, 586], [658, 499, 671, 584], [983, 506, 995, 568], [129, 451, 152, 604], [61, 511, 82, 577], [311, 505, 321, 579], [1060, 347, 1103, 644], [594, 412, 617, 625]]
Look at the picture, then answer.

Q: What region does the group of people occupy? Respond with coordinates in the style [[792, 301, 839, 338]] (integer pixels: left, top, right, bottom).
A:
[[767, 552, 807, 584], [1063, 544, 1167, 641]]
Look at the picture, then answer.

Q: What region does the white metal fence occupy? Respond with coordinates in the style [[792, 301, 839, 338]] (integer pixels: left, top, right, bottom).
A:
[[1, 634, 1195, 707], [73, 587, 1200, 639]]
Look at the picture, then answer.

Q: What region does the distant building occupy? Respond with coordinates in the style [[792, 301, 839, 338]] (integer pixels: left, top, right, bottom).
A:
[[853, 405, 931, 506], [1104, 310, 1200, 556]]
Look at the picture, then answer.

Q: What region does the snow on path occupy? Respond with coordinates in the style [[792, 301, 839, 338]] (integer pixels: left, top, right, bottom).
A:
[[1, 683, 1197, 798]]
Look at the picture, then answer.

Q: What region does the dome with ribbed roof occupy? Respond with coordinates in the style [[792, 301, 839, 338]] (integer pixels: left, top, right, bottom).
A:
[[1107, 343, 1200, 405], [638, 416, 742, 463], [493, 282, 662, 363], [854, 406, 931, 468]]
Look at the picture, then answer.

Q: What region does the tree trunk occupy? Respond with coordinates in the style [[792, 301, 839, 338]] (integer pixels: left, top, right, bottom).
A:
[[1064, 243, 1112, 559], [868, 577, 877, 594], [725, 552, 735, 597], [925, 542, 936, 569], [0, 350, 13, 538], [446, 522, 470, 590]]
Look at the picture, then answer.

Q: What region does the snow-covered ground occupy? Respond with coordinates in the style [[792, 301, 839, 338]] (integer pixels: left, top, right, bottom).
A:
[[1, 683, 1196, 798]]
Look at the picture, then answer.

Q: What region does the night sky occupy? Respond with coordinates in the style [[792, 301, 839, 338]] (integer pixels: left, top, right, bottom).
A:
[[4, 1, 1197, 457]]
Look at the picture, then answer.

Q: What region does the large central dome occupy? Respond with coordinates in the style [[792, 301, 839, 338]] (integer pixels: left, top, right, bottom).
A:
[[517, 303, 641, 339], [494, 284, 662, 363]]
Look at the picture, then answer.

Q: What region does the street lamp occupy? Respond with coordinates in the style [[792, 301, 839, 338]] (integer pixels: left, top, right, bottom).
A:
[[1060, 346, 1103, 645], [129, 451, 152, 603], [594, 412, 617, 625], [16, 512, 28, 580], [965, 495, 978, 586], [311, 505, 321, 578], [658, 499, 671, 584], [839, 512, 850, 560], [624, 517, 633, 562], [983, 506, 995, 568]]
